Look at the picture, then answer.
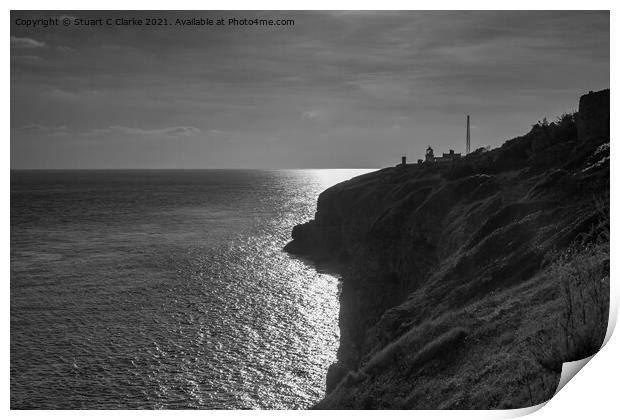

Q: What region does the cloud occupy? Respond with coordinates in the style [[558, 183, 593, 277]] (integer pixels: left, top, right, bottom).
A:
[[13, 124, 69, 137], [12, 55, 43, 61], [56, 46, 75, 53], [47, 88, 102, 98], [88, 125, 202, 138], [13, 124, 202, 140], [302, 110, 320, 119], [14, 124, 67, 132], [11, 36, 45, 49]]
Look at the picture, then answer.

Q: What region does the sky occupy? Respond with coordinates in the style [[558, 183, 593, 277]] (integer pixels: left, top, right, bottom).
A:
[[10, 10, 609, 169]]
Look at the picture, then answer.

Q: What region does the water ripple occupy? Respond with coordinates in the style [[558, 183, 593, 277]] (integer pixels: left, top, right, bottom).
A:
[[11, 169, 372, 409]]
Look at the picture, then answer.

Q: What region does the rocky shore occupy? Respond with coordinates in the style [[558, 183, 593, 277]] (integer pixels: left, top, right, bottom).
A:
[[285, 89, 610, 409]]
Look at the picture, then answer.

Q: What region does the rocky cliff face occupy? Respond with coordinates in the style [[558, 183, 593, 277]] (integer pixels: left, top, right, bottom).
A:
[[285, 89, 610, 409]]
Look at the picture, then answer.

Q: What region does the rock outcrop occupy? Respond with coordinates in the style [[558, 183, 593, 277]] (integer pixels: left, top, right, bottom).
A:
[[285, 89, 610, 409]]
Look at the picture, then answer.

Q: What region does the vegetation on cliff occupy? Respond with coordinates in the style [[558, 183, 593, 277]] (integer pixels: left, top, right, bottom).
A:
[[285, 89, 610, 409]]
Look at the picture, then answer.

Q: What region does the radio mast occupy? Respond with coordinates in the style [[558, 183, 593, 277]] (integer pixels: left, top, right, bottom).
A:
[[466, 115, 471, 154]]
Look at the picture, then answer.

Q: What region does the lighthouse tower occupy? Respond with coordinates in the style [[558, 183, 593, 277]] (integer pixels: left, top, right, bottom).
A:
[[425, 146, 435, 162]]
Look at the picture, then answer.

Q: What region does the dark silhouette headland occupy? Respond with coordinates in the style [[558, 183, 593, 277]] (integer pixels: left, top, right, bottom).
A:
[[285, 89, 610, 409]]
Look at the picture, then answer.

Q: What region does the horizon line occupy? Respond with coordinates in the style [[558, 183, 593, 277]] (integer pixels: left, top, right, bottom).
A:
[[10, 167, 381, 171]]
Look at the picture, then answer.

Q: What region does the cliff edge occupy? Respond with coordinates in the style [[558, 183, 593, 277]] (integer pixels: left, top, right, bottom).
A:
[[285, 89, 610, 409]]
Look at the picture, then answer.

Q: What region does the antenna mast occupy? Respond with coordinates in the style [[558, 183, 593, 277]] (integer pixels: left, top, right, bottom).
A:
[[466, 115, 471, 154]]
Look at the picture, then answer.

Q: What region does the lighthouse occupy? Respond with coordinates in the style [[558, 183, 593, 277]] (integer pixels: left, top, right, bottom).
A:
[[425, 146, 435, 162]]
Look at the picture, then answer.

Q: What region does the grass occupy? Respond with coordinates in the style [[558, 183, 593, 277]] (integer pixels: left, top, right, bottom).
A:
[[362, 325, 470, 377], [524, 193, 609, 387], [554, 194, 609, 361]]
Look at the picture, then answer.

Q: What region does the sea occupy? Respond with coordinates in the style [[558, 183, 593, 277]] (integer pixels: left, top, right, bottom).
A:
[[10, 169, 373, 409]]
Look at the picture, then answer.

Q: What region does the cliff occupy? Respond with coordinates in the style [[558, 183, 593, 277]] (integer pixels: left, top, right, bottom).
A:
[[285, 89, 610, 409]]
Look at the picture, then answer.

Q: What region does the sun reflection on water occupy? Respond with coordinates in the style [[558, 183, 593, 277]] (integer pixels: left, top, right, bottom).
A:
[[308, 168, 376, 190], [11, 169, 378, 409]]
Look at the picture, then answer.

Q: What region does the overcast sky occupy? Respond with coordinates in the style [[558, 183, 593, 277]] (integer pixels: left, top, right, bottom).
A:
[[11, 10, 609, 169]]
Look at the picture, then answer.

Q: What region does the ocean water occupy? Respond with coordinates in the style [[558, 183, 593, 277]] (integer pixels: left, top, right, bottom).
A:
[[10, 169, 372, 409]]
